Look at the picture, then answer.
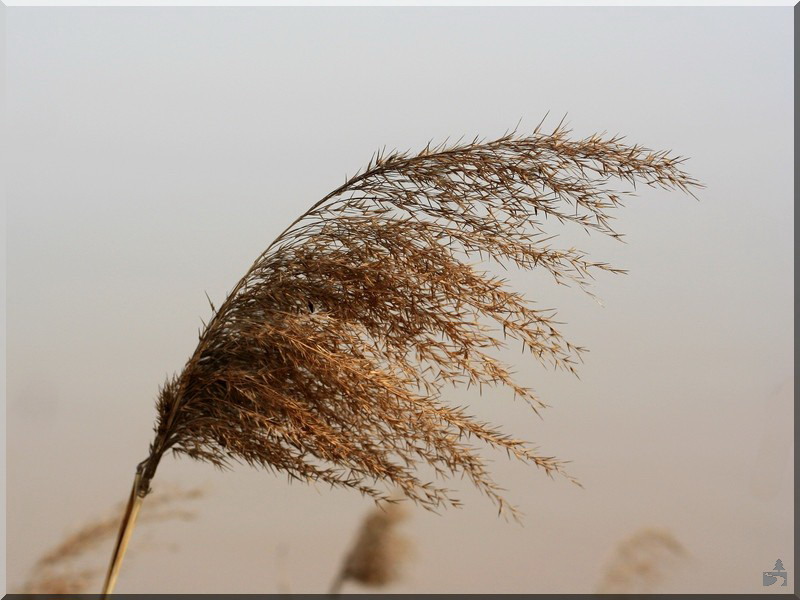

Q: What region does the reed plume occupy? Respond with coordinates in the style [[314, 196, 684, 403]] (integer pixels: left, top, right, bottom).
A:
[[22, 486, 203, 594], [329, 501, 410, 594], [596, 527, 688, 593], [103, 120, 700, 593]]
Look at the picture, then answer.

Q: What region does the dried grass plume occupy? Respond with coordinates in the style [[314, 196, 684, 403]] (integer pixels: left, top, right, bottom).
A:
[[596, 527, 688, 594], [21, 486, 203, 594], [103, 120, 700, 593], [329, 501, 411, 594]]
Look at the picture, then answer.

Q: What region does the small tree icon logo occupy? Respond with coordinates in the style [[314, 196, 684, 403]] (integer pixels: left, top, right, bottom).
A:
[[763, 559, 788, 586]]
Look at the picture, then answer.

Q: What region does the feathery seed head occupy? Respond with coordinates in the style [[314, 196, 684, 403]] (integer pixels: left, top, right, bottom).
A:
[[139, 123, 701, 519]]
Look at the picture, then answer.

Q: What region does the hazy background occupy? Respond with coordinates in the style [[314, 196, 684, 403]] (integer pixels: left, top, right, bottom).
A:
[[6, 6, 793, 594]]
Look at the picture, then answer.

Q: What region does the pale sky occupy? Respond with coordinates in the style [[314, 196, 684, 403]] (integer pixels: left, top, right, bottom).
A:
[[5, 6, 794, 594]]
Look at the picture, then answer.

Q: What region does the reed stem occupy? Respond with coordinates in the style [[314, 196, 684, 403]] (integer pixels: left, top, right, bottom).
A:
[[101, 470, 146, 595], [327, 572, 345, 595]]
